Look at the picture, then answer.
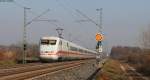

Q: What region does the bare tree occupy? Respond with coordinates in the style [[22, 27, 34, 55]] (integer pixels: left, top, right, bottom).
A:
[[141, 26, 150, 49]]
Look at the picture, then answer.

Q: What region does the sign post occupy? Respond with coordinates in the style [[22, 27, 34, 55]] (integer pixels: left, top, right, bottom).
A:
[[95, 33, 104, 41], [95, 33, 104, 53]]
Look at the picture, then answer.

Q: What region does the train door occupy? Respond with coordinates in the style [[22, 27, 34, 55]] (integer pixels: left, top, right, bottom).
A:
[[59, 40, 62, 51], [67, 42, 69, 58]]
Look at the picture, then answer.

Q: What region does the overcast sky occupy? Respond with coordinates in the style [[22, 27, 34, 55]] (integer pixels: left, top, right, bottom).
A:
[[0, 0, 150, 52]]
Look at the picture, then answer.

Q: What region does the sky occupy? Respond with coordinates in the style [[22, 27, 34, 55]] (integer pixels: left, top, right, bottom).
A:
[[0, 0, 150, 52]]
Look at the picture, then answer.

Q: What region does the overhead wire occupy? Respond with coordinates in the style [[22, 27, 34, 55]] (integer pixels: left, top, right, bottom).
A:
[[55, 0, 96, 46], [12, 1, 58, 27], [63, 0, 102, 49], [55, 0, 84, 25], [13, 0, 25, 8]]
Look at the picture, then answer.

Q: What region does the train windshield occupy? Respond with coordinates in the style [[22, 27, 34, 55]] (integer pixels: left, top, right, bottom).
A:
[[41, 39, 57, 45]]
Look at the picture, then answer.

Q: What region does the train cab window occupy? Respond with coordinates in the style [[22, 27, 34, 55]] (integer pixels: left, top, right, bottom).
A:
[[49, 40, 57, 45], [41, 39, 56, 45], [41, 40, 49, 45]]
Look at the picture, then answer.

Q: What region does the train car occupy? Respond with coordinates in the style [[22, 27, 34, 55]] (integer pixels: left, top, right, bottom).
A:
[[39, 36, 97, 62]]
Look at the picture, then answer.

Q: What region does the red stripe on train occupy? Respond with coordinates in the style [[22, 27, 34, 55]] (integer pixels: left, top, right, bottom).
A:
[[41, 50, 95, 58]]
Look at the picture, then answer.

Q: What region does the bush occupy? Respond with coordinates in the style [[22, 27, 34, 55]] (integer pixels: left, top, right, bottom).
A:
[[137, 54, 150, 76]]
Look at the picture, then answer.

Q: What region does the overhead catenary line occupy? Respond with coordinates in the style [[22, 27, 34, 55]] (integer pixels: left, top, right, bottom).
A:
[[76, 9, 102, 30], [26, 9, 50, 26], [55, 0, 83, 24]]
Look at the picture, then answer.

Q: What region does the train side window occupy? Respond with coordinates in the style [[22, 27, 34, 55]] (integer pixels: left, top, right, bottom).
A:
[[79, 49, 83, 53], [84, 50, 86, 53], [70, 46, 77, 51], [67, 43, 70, 50], [86, 50, 88, 53], [70, 46, 73, 51], [67, 43, 69, 47]]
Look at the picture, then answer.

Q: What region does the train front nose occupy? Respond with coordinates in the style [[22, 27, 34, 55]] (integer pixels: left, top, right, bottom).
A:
[[40, 51, 59, 60]]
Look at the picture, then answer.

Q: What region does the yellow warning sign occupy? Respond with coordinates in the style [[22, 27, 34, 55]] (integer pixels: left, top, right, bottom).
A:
[[95, 33, 104, 41]]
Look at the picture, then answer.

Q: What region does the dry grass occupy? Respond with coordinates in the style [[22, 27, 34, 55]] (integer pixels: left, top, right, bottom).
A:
[[96, 59, 128, 80], [0, 50, 17, 67], [0, 60, 16, 67]]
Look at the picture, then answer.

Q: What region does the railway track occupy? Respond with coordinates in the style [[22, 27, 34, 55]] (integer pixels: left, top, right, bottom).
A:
[[0, 59, 91, 80], [0, 63, 42, 69]]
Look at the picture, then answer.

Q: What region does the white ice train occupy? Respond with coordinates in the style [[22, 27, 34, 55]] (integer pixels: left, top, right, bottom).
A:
[[39, 36, 97, 61]]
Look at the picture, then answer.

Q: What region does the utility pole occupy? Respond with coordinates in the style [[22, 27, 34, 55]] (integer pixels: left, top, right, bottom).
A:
[[56, 27, 64, 38], [22, 9, 50, 64], [96, 8, 102, 32], [23, 7, 30, 64], [96, 8, 103, 53]]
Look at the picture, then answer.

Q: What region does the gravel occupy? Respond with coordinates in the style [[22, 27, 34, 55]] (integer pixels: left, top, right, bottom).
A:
[[31, 60, 97, 80]]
